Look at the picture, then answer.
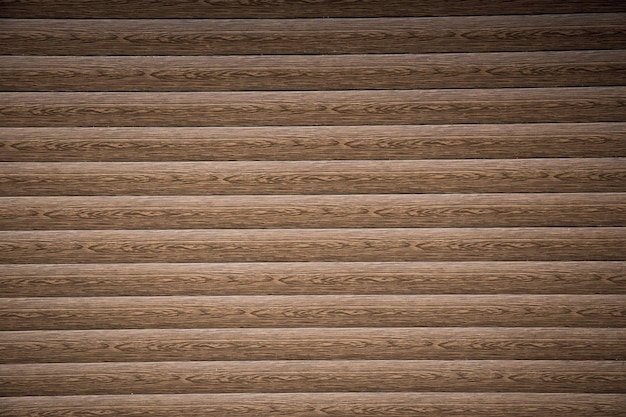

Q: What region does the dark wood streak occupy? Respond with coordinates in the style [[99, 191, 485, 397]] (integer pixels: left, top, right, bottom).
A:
[[1, 51, 625, 91], [1, 261, 623, 297], [0, 295, 624, 330], [1, 328, 624, 363], [0, 393, 624, 417], [1, 88, 625, 127], [1, 15, 625, 55], [1, 360, 624, 395]]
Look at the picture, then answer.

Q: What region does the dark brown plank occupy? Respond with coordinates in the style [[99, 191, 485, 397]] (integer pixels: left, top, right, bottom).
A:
[[1, 295, 624, 330], [1, 360, 624, 395], [2, 124, 624, 162], [1, 228, 624, 264], [2, 51, 625, 91], [1, 261, 623, 297], [1, 393, 624, 417], [2, 88, 624, 127], [1, 193, 624, 230], [2, 328, 624, 363], [1, 158, 624, 196], [1, 15, 625, 55], [2, 0, 625, 18]]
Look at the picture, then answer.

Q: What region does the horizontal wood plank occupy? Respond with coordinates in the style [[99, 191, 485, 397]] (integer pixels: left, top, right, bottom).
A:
[[1, 393, 624, 417], [1, 88, 624, 127], [1, 193, 623, 230], [1, 295, 624, 330], [2, 0, 625, 18], [2, 51, 625, 91], [1, 158, 624, 196], [1, 261, 623, 297], [1, 360, 624, 395], [2, 15, 625, 55], [2, 328, 624, 363], [1, 228, 624, 264]]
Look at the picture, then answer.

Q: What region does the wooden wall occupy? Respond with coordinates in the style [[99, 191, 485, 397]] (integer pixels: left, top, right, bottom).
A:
[[1, 0, 625, 415]]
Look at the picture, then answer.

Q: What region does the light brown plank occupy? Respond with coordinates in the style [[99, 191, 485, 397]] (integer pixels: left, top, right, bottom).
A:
[[2, 0, 625, 18], [1, 228, 624, 264], [1, 158, 624, 196], [1, 261, 623, 297], [1, 360, 624, 395], [1, 393, 624, 417], [2, 124, 624, 162], [2, 51, 625, 91], [1, 193, 623, 230], [2, 15, 625, 55], [2, 88, 625, 127], [2, 328, 624, 363], [1, 295, 623, 330]]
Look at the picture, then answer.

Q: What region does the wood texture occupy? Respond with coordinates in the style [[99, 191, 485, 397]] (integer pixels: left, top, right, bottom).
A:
[[1, 88, 625, 127], [1, 15, 625, 55], [3, 0, 625, 18], [1, 193, 624, 230], [1, 228, 624, 264], [2, 328, 624, 364], [1, 393, 625, 417], [2, 50, 625, 91], [2, 123, 624, 162], [1, 261, 623, 297], [1, 360, 625, 396], [1, 295, 624, 330], [1, 159, 624, 196]]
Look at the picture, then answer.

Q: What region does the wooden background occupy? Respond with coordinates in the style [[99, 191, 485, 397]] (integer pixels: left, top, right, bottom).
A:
[[0, 0, 625, 415]]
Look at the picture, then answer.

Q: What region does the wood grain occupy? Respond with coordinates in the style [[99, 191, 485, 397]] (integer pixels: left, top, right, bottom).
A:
[[2, 15, 625, 55], [2, 328, 624, 363], [1, 158, 624, 196], [1, 261, 623, 297], [2, 88, 624, 127], [2, 51, 625, 91], [2, 123, 624, 162], [1, 193, 623, 230], [1, 295, 624, 330], [1, 228, 624, 264], [1, 360, 624, 395], [2, 0, 625, 18], [1, 393, 624, 417]]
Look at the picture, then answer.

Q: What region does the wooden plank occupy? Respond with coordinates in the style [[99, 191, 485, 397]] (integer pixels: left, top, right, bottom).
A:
[[1, 261, 623, 297], [0, 228, 624, 264], [2, 51, 625, 91], [1, 393, 624, 417], [2, 0, 625, 18], [2, 123, 624, 162], [1, 295, 624, 330], [2, 193, 624, 230], [2, 88, 624, 127], [2, 328, 624, 363], [1, 14, 625, 55], [1, 158, 624, 196], [1, 360, 624, 395]]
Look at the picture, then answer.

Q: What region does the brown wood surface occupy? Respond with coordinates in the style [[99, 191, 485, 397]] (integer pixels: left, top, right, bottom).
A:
[[1, 360, 625, 396], [1, 159, 624, 196], [2, 327, 624, 363], [1, 228, 624, 264], [2, 88, 624, 127], [1, 261, 623, 297], [1, 193, 623, 230], [1, 295, 624, 330], [1, 393, 624, 417], [2, 51, 625, 91], [2, 123, 624, 162], [1, 15, 625, 55], [2, 0, 625, 18]]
